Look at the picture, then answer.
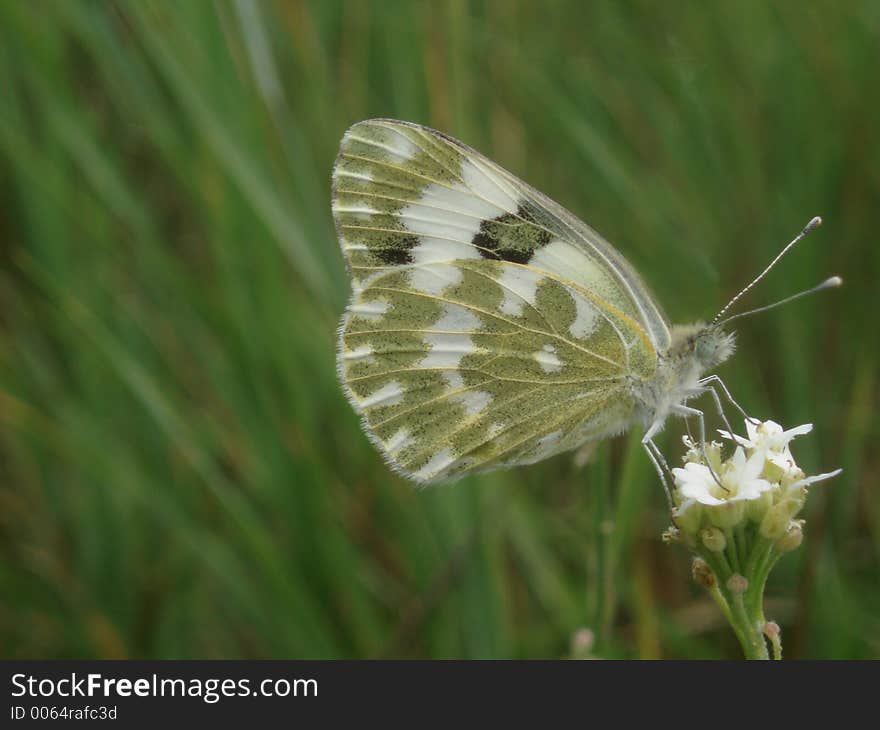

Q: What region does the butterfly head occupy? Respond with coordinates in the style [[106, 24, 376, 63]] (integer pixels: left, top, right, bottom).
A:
[[669, 322, 736, 373], [695, 325, 737, 370]]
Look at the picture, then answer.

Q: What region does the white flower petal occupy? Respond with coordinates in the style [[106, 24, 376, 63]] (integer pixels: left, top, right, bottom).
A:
[[783, 423, 813, 439], [785, 468, 843, 496], [674, 463, 728, 506], [742, 449, 766, 482], [730, 446, 746, 473], [732, 478, 773, 501], [745, 419, 761, 444], [718, 428, 752, 448]]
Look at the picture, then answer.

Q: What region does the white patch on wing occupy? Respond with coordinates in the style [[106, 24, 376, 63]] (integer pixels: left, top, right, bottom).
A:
[[340, 236, 368, 252], [496, 265, 544, 317], [533, 344, 562, 373], [433, 302, 482, 332], [443, 371, 465, 390], [346, 131, 419, 162], [399, 201, 484, 240], [410, 262, 462, 296], [415, 447, 457, 481], [459, 158, 519, 212], [331, 203, 374, 216], [530, 239, 611, 294], [360, 380, 404, 409], [453, 390, 492, 418], [384, 428, 411, 453], [412, 237, 482, 266], [419, 333, 476, 368], [383, 133, 419, 161], [529, 429, 563, 461], [419, 302, 481, 370], [417, 182, 501, 220], [334, 168, 373, 183], [569, 294, 599, 340], [408, 240, 481, 296], [344, 344, 374, 362], [350, 300, 390, 320]]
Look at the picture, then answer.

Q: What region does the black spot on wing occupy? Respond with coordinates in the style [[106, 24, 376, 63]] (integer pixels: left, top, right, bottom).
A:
[[473, 204, 552, 264], [373, 234, 419, 265]]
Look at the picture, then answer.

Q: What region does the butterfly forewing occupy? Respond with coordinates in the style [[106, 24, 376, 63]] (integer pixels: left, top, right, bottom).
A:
[[334, 119, 661, 482]]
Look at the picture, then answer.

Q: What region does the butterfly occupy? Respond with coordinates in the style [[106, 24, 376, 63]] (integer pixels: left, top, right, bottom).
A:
[[332, 119, 836, 487]]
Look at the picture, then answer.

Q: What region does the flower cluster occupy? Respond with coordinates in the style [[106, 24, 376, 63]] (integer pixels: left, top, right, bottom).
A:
[[664, 418, 841, 659], [670, 420, 840, 549]]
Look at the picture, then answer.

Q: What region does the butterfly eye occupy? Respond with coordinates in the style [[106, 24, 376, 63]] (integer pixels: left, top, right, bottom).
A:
[[695, 336, 719, 366]]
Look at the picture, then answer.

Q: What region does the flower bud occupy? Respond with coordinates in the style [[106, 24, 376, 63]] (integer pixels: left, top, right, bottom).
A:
[[780, 465, 806, 490], [708, 500, 745, 529], [760, 499, 803, 539], [726, 574, 748, 595], [700, 526, 727, 552], [776, 521, 804, 553], [570, 627, 595, 659], [745, 489, 774, 523], [673, 501, 702, 535], [692, 557, 716, 589]]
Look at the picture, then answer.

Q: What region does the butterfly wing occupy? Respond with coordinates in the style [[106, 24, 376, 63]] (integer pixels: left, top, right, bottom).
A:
[[334, 119, 662, 482], [333, 119, 671, 349]]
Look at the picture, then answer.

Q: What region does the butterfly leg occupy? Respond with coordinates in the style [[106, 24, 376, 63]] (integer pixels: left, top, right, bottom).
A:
[[641, 435, 673, 511], [673, 404, 728, 492], [695, 382, 736, 440], [642, 420, 676, 509], [699, 374, 759, 425]]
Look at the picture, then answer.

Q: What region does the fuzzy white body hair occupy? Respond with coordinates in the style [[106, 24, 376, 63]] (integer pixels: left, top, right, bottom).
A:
[[631, 322, 736, 435]]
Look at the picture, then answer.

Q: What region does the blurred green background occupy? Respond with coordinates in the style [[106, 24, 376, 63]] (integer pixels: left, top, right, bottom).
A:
[[1, 0, 877, 659]]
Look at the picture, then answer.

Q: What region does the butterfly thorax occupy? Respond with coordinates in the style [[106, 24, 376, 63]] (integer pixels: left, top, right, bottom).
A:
[[631, 323, 736, 432]]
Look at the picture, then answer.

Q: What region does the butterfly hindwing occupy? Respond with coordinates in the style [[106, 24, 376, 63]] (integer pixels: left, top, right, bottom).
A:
[[339, 258, 653, 482], [333, 119, 662, 482]]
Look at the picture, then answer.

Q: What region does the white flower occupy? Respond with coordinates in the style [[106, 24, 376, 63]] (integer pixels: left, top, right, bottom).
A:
[[673, 447, 772, 507], [719, 419, 812, 482], [720, 419, 813, 451], [673, 445, 774, 529], [671, 418, 841, 536]]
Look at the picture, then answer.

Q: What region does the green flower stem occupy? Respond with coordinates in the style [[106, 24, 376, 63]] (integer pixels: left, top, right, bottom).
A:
[[706, 583, 736, 627], [734, 526, 749, 563], [697, 541, 774, 660], [730, 591, 768, 659], [744, 538, 777, 620], [698, 551, 749, 649], [724, 528, 742, 573], [713, 547, 734, 576], [706, 582, 747, 649], [745, 534, 774, 580]]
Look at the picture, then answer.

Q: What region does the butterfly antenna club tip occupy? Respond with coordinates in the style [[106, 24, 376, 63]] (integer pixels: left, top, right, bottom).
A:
[[711, 214, 826, 324]]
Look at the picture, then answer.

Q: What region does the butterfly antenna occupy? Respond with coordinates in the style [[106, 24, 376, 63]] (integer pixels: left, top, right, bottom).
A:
[[711, 216, 823, 325], [715, 276, 842, 327]]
